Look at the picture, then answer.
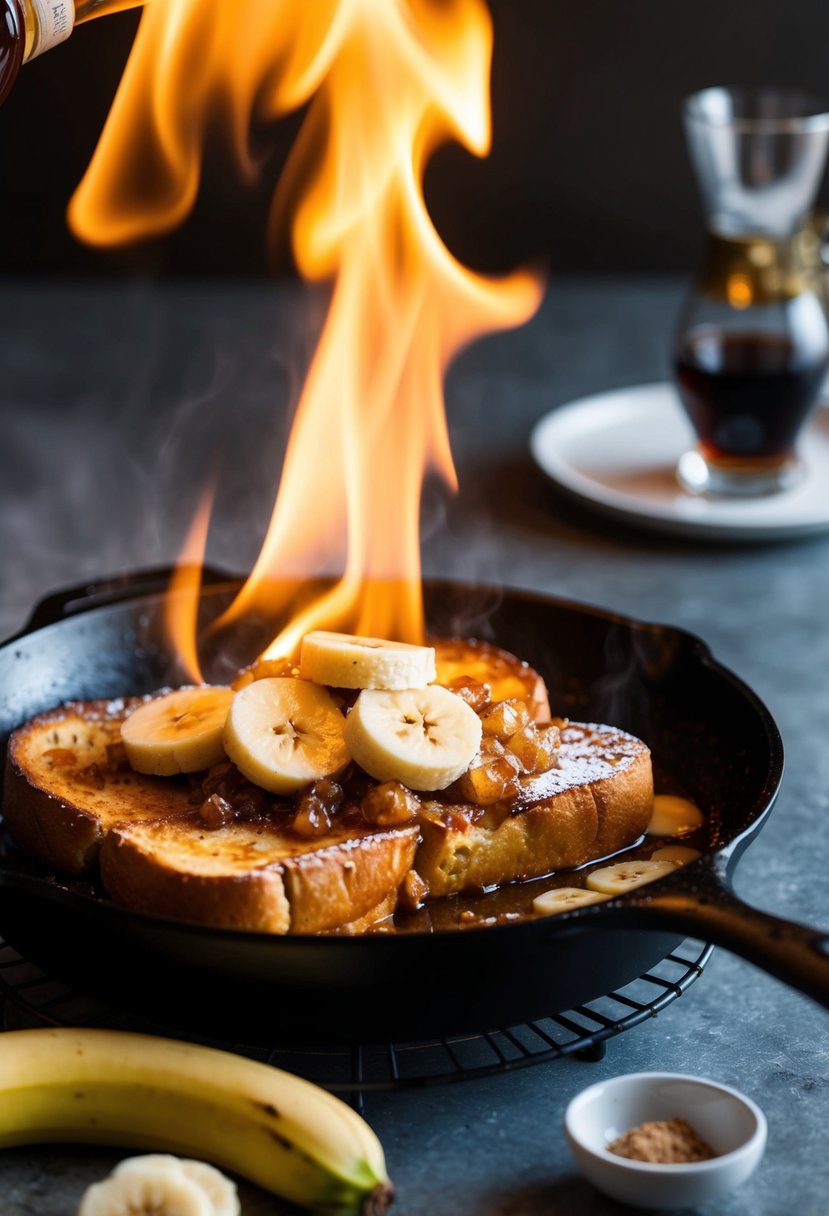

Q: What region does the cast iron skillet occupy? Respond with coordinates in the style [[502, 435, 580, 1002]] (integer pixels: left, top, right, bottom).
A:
[[0, 571, 826, 1044]]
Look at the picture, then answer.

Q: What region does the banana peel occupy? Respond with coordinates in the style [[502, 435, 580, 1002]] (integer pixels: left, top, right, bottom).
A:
[[0, 1028, 393, 1215]]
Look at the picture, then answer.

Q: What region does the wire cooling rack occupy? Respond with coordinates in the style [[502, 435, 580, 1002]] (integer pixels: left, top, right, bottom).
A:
[[0, 936, 712, 1107]]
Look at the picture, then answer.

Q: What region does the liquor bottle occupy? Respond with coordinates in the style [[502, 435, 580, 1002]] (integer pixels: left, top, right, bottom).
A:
[[0, 0, 144, 105]]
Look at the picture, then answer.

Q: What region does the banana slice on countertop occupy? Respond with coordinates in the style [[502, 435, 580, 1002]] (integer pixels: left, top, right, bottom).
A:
[[78, 1157, 213, 1216], [532, 886, 610, 916], [121, 687, 234, 776], [176, 1161, 239, 1216], [344, 684, 482, 791], [647, 793, 704, 837], [586, 858, 677, 895], [300, 630, 436, 690], [112, 1157, 240, 1216], [224, 677, 349, 795]]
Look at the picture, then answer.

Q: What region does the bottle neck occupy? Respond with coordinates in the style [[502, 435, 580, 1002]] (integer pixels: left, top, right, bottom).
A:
[[74, 0, 145, 24], [20, 0, 75, 63]]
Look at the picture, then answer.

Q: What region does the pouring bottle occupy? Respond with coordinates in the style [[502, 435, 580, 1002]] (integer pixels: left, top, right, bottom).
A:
[[0, 0, 144, 105]]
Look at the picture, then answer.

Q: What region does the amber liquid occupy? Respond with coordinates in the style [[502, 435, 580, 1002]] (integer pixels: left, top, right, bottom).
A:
[[675, 329, 828, 466], [0, 0, 23, 105]]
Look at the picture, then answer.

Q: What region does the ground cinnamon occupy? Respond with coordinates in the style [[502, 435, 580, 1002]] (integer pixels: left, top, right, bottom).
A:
[[608, 1116, 716, 1163]]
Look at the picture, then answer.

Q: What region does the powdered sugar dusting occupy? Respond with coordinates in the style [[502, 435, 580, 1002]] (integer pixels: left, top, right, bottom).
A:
[[515, 722, 648, 809]]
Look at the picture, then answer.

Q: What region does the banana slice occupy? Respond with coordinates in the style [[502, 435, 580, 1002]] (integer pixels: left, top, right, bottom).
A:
[[300, 630, 436, 690], [224, 677, 348, 795], [647, 794, 704, 837], [532, 886, 609, 915], [651, 845, 702, 867], [177, 1162, 239, 1216], [113, 1157, 240, 1216], [344, 685, 482, 791], [586, 858, 676, 895], [78, 1159, 212, 1216], [121, 687, 234, 776]]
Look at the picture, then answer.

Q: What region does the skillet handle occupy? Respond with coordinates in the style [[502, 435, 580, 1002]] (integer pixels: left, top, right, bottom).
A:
[[14, 565, 236, 638], [619, 859, 829, 1009]]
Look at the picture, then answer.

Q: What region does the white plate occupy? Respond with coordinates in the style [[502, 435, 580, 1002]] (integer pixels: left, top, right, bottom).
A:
[[530, 382, 829, 541]]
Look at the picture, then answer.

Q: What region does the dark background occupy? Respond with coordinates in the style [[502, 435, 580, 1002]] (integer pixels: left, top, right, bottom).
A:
[[2, 0, 829, 278]]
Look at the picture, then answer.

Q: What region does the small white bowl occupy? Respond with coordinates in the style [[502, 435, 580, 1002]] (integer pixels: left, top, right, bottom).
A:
[[564, 1072, 767, 1210]]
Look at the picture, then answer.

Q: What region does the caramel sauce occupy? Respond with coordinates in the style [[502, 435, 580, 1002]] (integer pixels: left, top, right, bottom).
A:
[[393, 815, 708, 933], [0, 0, 24, 107]]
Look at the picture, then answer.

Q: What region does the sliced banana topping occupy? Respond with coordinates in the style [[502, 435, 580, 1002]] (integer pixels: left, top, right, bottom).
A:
[[112, 1157, 240, 1216], [78, 1157, 212, 1216], [121, 687, 234, 777], [586, 858, 676, 895], [532, 886, 609, 916], [651, 845, 702, 867], [647, 793, 704, 837], [300, 630, 436, 690], [344, 684, 482, 791], [224, 677, 348, 795]]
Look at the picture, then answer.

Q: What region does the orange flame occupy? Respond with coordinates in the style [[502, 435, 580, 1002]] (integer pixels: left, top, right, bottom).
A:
[[69, 0, 543, 672], [162, 485, 213, 684]]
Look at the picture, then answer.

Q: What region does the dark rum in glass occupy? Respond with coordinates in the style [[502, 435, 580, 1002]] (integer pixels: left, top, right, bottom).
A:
[[675, 327, 829, 472]]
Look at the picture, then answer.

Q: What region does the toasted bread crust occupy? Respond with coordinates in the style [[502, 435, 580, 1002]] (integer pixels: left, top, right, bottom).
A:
[[3, 699, 189, 875], [325, 887, 398, 935], [100, 821, 293, 932], [100, 816, 418, 934], [414, 723, 653, 897], [282, 828, 418, 932]]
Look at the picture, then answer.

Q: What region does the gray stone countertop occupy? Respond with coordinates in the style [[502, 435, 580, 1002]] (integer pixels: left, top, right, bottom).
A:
[[0, 277, 827, 1214]]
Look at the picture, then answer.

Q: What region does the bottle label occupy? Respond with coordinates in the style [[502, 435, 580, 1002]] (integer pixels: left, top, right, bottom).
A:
[[28, 0, 76, 59]]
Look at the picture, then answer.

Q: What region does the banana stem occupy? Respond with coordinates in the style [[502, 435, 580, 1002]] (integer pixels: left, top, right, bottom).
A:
[[362, 1183, 396, 1215]]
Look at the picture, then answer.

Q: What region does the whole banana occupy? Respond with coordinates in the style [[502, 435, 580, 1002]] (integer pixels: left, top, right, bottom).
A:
[[0, 1028, 392, 1215]]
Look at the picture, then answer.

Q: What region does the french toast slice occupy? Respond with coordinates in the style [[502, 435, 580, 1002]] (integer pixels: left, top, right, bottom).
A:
[[414, 721, 653, 897], [2, 699, 418, 933], [100, 816, 417, 934]]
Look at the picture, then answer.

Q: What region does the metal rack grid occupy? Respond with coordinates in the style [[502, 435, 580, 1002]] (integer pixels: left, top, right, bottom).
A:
[[0, 937, 712, 1106]]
